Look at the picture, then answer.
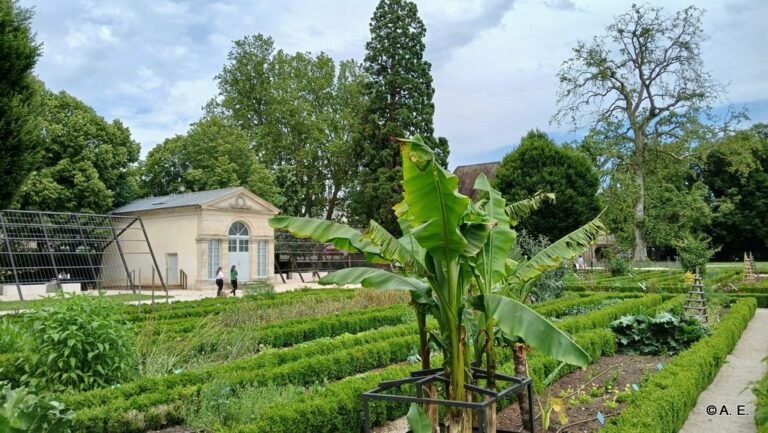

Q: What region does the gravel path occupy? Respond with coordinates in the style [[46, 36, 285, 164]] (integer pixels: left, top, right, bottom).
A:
[[680, 308, 768, 433]]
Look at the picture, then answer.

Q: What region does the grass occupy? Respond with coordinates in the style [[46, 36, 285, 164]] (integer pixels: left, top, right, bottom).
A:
[[0, 292, 170, 312]]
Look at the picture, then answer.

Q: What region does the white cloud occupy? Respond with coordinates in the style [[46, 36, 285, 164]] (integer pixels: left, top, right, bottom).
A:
[[19, 0, 768, 164]]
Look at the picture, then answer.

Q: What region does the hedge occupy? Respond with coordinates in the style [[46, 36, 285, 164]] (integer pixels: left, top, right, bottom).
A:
[[756, 365, 768, 433], [731, 293, 768, 308], [221, 328, 617, 433], [601, 298, 757, 433], [68, 333, 419, 433], [645, 295, 686, 316], [532, 293, 641, 318], [555, 295, 663, 334]]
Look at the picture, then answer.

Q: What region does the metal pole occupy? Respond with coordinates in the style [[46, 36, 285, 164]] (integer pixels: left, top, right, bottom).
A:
[[527, 381, 536, 433], [363, 397, 370, 433], [108, 218, 135, 293], [0, 211, 24, 301], [151, 266, 155, 310], [137, 217, 167, 298], [138, 268, 142, 312], [73, 214, 99, 289], [38, 212, 62, 291]]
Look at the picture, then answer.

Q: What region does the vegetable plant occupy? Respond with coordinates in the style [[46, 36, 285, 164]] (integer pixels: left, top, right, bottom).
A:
[[270, 135, 604, 433]]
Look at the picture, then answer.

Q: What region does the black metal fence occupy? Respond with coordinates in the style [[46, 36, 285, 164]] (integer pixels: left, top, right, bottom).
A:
[[0, 210, 166, 300], [274, 231, 383, 283]]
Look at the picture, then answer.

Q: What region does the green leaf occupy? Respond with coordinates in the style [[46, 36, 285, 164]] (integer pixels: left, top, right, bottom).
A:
[[505, 216, 605, 296], [364, 220, 427, 274], [406, 403, 433, 433], [400, 136, 470, 260], [505, 192, 555, 226], [472, 294, 591, 368], [268, 216, 386, 262], [318, 267, 430, 296]]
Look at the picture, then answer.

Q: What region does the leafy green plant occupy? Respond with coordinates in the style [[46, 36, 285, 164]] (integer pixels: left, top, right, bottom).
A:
[[675, 235, 717, 275], [0, 381, 73, 433], [270, 135, 603, 432], [22, 295, 138, 392], [755, 356, 768, 431], [608, 256, 631, 276], [610, 311, 711, 355], [242, 281, 275, 298], [0, 319, 27, 354]]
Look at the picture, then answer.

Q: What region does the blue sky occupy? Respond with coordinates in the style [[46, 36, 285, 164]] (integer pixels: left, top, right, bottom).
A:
[[20, 0, 768, 168]]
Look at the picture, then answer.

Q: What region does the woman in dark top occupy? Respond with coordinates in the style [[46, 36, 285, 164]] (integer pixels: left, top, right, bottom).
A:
[[229, 265, 238, 296]]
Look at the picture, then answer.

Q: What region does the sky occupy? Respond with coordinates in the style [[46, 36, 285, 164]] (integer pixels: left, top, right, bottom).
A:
[[19, 0, 768, 169]]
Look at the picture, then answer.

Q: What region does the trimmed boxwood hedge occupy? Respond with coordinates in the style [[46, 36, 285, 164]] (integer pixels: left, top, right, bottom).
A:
[[221, 328, 618, 433], [532, 293, 641, 318], [555, 295, 663, 334], [601, 298, 757, 433]]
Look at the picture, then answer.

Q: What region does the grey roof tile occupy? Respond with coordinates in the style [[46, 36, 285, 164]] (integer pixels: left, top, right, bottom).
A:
[[111, 187, 244, 214]]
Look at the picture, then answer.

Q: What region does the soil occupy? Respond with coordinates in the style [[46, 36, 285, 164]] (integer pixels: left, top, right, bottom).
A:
[[497, 354, 667, 433]]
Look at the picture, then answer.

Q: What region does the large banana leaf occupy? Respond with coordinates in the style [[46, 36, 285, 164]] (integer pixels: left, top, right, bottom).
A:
[[269, 216, 386, 263], [400, 136, 470, 260], [471, 294, 590, 368], [504, 217, 606, 296], [364, 220, 427, 275], [473, 173, 516, 291], [318, 267, 431, 301], [506, 192, 555, 226]]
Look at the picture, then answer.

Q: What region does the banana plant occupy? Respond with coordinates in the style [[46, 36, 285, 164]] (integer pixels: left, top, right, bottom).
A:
[[269, 135, 603, 433]]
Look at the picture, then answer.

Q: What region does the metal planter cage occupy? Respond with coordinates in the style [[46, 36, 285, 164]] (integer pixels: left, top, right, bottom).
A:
[[0, 209, 167, 300]]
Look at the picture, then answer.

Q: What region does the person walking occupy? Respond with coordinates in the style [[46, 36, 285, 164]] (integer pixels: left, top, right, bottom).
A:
[[229, 265, 238, 296], [215, 266, 224, 296]]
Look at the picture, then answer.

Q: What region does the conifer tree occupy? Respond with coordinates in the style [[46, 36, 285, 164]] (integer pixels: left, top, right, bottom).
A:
[[350, 0, 449, 233]]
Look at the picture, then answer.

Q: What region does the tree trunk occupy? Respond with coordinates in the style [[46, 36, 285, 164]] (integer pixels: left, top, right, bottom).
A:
[[632, 151, 648, 262], [415, 306, 440, 433], [513, 343, 532, 433], [446, 325, 472, 433]]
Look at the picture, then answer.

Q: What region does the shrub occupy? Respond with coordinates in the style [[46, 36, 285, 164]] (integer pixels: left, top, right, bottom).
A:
[[23, 295, 139, 392], [610, 312, 710, 355], [676, 235, 716, 275], [608, 256, 631, 276], [0, 381, 74, 433], [242, 281, 275, 298], [756, 356, 768, 432], [0, 318, 26, 353]]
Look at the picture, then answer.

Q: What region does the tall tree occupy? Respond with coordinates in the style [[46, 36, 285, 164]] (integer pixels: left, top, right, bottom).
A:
[[704, 124, 768, 259], [14, 90, 140, 213], [349, 0, 449, 233], [0, 0, 41, 208], [141, 115, 282, 206], [211, 35, 364, 218], [494, 130, 600, 241], [553, 4, 725, 261]]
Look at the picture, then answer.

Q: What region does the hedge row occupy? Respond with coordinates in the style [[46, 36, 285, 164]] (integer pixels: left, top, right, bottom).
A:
[[645, 295, 686, 316], [127, 289, 357, 322], [555, 295, 663, 334], [533, 293, 641, 318], [149, 303, 411, 345], [62, 321, 425, 410], [731, 293, 768, 308], [69, 333, 420, 433], [222, 328, 617, 433], [601, 298, 757, 433], [756, 365, 768, 433]]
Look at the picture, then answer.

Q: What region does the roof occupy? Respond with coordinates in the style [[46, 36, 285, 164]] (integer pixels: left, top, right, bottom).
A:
[[112, 187, 264, 214], [453, 162, 500, 200]]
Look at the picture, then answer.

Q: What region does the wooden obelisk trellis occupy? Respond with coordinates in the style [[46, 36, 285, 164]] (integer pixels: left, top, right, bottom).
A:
[[683, 268, 708, 322], [744, 252, 760, 283]]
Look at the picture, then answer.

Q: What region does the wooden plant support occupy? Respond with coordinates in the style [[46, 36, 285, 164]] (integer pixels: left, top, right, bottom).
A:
[[683, 268, 708, 322]]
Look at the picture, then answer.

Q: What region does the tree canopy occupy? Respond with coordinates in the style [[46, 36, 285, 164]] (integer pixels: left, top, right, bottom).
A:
[[210, 34, 364, 218], [348, 0, 449, 233], [494, 130, 600, 241], [14, 90, 140, 214], [554, 4, 725, 261], [141, 115, 282, 206], [0, 0, 41, 208], [704, 124, 768, 259]]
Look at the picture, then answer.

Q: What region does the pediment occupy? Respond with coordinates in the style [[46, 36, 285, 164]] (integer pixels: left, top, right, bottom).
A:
[[205, 189, 280, 214]]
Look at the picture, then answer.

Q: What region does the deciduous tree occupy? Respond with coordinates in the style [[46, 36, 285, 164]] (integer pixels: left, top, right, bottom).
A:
[[0, 0, 41, 207], [554, 4, 725, 261]]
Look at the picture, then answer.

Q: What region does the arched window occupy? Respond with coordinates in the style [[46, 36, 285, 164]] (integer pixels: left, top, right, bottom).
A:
[[228, 221, 249, 237]]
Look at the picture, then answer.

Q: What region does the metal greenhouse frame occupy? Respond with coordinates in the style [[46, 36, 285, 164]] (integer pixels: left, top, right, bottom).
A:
[[0, 209, 166, 300]]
